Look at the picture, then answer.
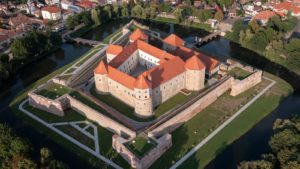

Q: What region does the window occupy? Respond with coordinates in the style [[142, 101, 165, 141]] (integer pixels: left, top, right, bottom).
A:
[[145, 96, 147, 99]]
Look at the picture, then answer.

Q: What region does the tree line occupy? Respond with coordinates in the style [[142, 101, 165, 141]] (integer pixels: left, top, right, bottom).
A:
[[226, 15, 300, 74], [238, 116, 300, 169], [65, 0, 228, 31], [0, 30, 62, 79], [0, 123, 68, 169]]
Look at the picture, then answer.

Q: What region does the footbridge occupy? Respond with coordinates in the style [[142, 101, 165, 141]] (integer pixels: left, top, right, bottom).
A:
[[68, 37, 102, 46], [194, 31, 221, 45]]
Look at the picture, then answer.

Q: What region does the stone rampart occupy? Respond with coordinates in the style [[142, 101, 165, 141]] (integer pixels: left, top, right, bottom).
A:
[[148, 77, 233, 137], [67, 96, 136, 138], [230, 70, 262, 96], [52, 77, 67, 86], [28, 81, 69, 116], [112, 133, 172, 169]]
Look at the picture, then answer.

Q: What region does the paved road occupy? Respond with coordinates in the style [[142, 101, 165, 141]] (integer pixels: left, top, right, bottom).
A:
[[19, 99, 122, 169], [170, 76, 276, 169]]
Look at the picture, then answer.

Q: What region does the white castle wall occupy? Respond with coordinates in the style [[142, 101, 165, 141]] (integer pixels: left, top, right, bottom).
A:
[[113, 133, 172, 169], [152, 72, 186, 107], [107, 78, 136, 107]]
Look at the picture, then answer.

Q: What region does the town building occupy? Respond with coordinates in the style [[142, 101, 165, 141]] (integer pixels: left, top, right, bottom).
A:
[[273, 1, 300, 16], [41, 5, 62, 20], [94, 29, 219, 118], [253, 10, 279, 25]]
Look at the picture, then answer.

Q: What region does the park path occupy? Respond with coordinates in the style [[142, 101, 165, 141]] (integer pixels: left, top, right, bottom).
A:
[[18, 100, 122, 169], [169, 76, 276, 169]]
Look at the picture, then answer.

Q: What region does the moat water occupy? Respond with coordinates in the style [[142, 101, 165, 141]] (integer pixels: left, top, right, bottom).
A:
[[0, 19, 300, 169]]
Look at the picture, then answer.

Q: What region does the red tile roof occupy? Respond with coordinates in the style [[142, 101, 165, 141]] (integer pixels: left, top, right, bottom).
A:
[[185, 55, 205, 70], [106, 44, 123, 56], [42, 5, 60, 13], [75, 0, 94, 9], [109, 40, 175, 68], [163, 34, 185, 47], [274, 1, 300, 14], [129, 28, 148, 42], [107, 66, 136, 89], [134, 74, 152, 89], [146, 57, 186, 88], [254, 10, 277, 21], [94, 61, 108, 75], [173, 46, 218, 71]]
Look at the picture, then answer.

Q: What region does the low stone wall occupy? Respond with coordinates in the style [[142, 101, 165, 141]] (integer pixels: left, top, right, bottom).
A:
[[148, 77, 233, 137], [52, 77, 67, 86], [67, 96, 136, 138], [113, 134, 172, 169], [230, 70, 262, 96]]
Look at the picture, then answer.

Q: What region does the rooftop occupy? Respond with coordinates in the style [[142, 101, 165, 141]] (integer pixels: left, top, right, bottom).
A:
[[41, 5, 61, 13], [163, 34, 185, 47], [129, 28, 148, 42]]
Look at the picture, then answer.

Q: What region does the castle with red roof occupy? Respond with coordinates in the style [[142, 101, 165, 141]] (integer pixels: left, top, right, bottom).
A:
[[94, 29, 219, 118]]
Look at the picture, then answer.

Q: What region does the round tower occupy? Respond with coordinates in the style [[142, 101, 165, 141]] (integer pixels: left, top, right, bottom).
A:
[[133, 74, 153, 118], [94, 61, 109, 94], [185, 55, 205, 91]]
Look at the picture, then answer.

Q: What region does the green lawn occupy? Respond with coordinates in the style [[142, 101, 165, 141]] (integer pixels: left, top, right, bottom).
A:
[[126, 136, 156, 158], [229, 67, 252, 80], [75, 46, 103, 67], [150, 74, 293, 169], [56, 125, 95, 149], [154, 92, 196, 117], [37, 83, 71, 100]]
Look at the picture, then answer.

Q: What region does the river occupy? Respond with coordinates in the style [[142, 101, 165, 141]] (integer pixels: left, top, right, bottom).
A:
[[0, 20, 299, 169]]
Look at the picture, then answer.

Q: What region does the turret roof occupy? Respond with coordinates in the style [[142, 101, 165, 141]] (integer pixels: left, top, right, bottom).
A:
[[129, 28, 148, 42], [185, 55, 205, 70], [163, 34, 185, 47], [134, 74, 152, 89], [94, 61, 108, 74]]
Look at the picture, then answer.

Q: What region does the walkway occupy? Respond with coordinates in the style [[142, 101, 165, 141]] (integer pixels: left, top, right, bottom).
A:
[[170, 76, 276, 169], [18, 100, 122, 169]]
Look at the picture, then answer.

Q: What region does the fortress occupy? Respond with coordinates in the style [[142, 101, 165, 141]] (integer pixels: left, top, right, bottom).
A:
[[94, 28, 219, 118]]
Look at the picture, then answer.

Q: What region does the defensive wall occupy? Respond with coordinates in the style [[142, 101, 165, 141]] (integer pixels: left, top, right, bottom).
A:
[[28, 83, 136, 138], [28, 81, 69, 117], [113, 133, 172, 169]]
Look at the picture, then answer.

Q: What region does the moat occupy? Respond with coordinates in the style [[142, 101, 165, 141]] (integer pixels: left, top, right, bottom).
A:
[[1, 19, 300, 169]]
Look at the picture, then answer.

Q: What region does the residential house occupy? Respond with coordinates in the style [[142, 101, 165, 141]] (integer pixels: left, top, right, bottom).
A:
[[273, 1, 300, 16], [41, 5, 62, 20]]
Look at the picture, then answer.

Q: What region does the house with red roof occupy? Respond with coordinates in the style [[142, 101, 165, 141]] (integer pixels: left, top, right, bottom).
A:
[[94, 29, 219, 117], [273, 1, 300, 16], [253, 10, 281, 25], [41, 5, 62, 20]]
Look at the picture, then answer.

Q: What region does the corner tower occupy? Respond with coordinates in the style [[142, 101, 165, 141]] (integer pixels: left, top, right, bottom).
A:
[[185, 55, 205, 91], [134, 74, 153, 118], [94, 61, 109, 94]]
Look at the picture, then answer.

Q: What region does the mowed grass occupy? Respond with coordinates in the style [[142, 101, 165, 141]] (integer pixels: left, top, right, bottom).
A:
[[229, 67, 253, 80], [37, 83, 71, 100], [56, 125, 95, 149], [126, 136, 156, 158], [150, 74, 293, 169]]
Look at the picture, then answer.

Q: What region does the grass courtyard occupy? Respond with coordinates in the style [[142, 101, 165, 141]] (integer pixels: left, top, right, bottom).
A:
[[37, 83, 71, 100], [149, 73, 293, 169], [228, 67, 253, 80], [125, 136, 156, 158]]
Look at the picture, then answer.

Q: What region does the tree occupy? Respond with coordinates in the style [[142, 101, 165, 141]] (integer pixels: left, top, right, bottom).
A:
[[66, 16, 76, 30], [91, 8, 101, 25], [40, 147, 52, 166], [249, 20, 260, 33], [113, 4, 120, 18], [121, 4, 129, 17], [103, 5, 112, 20], [81, 11, 92, 26], [10, 39, 28, 60], [214, 11, 224, 22], [131, 5, 143, 18]]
